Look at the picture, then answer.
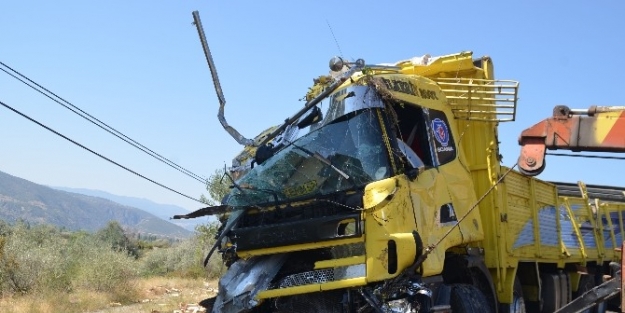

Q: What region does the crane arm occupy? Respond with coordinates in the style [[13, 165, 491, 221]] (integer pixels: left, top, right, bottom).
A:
[[518, 105, 625, 176]]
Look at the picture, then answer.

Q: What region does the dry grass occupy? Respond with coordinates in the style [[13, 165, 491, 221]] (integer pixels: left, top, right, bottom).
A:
[[0, 277, 218, 313], [120, 277, 218, 313], [0, 222, 222, 312], [0, 290, 111, 313]]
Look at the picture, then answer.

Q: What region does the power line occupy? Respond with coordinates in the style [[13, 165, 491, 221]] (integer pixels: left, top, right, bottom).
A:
[[546, 152, 625, 161], [0, 99, 205, 204], [0, 63, 206, 184], [0, 61, 207, 185]]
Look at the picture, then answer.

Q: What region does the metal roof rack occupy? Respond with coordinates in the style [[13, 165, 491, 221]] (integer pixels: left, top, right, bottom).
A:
[[434, 78, 519, 122]]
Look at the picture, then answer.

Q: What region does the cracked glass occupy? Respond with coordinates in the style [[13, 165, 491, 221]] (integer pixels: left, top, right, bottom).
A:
[[226, 107, 391, 207]]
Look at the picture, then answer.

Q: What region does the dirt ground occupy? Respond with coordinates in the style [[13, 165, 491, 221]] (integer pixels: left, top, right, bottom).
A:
[[91, 278, 218, 313]]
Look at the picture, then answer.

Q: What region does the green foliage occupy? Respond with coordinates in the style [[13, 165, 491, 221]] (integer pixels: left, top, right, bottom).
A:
[[139, 221, 223, 279], [195, 167, 240, 277], [95, 220, 139, 258], [195, 222, 220, 243], [0, 222, 138, 299], [0, 219, 226, 303], [71, 239, 139, 299], [136, 238, 171, 250], [200, 168, 231, 205], [0, 222, 67, 293]]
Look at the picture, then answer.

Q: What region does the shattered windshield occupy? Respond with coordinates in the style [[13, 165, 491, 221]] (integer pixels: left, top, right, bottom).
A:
[[226, 108, 391, 206]]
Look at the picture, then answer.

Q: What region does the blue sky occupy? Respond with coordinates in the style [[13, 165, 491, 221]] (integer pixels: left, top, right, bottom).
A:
[[1, 1, 624, 211]]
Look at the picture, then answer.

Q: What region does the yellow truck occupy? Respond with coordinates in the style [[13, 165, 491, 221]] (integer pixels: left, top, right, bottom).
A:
[[175, 11, 625, 313]]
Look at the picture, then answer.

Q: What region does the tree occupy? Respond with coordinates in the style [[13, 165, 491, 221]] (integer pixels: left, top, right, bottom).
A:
[[96, 221, 138, 258], [199, 167, 232, 205]]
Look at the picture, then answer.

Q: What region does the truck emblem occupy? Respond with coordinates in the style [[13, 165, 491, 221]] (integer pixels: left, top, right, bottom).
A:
[[432, 118, 449, 147]]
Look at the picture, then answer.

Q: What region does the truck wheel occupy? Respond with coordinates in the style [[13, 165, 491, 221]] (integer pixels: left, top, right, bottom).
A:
[[541, 277, 558, 313], [500, 278, 526, 313], [450, 284, 493, 313]]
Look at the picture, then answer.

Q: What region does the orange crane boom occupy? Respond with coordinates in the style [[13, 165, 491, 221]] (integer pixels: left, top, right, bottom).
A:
[[517, 105, 625, 176]]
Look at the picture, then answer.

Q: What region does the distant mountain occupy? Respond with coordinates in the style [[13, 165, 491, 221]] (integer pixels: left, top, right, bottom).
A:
[[0, 170, 192, 238], [54, 187, 213, 231]]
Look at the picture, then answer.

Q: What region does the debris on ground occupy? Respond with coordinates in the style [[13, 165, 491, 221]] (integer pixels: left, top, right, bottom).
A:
[[138, 281, 217, 313]]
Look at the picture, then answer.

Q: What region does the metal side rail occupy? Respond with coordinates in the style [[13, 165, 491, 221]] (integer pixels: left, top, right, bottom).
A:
[[550, 181, 625, 202], [554, 275, 621, 313]]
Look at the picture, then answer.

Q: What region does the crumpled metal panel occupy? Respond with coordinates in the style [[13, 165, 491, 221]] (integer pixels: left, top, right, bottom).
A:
[[212, 254, 287, 313]]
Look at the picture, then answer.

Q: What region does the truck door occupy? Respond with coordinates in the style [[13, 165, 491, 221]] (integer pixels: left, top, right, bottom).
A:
[[394, 103, 482, 275], [393, 103, 457, 228], [424, 106, 484, 242]]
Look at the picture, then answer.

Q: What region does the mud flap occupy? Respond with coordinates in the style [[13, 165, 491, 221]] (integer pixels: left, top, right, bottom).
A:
[[211, 254, 287, 313]]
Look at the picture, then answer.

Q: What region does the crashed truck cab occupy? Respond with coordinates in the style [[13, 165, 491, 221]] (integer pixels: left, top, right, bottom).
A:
[[193, 54, 489, 313]]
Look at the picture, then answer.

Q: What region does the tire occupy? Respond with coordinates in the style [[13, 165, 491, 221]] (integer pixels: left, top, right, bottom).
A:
[[500, 278, 526, 313], [450, 284, 493, 313], [541, 273, 559, 313], [434, 284, 452, 306]]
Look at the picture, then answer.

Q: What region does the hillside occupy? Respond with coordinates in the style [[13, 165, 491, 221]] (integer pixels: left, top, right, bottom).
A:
[[0, 170, 191, 238], [54, 187, 213, 231]]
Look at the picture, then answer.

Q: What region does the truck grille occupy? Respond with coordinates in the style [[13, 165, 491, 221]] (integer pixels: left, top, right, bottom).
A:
[[230, 200, 363, 250], [278, 269, 335, 288], [238, 200, 349, 228]]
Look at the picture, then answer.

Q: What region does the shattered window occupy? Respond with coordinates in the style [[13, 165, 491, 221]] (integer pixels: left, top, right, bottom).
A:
[[394, 103, 457, 167], [393, 102, 435, 167], [226, 109, 390, 206]]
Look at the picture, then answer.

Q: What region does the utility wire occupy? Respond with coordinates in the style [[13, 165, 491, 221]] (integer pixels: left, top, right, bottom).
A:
[[0, 99, 204, 204], [546, 152, 625, 161], [326, 19, 343, 58], [0, 61, 207, 185]]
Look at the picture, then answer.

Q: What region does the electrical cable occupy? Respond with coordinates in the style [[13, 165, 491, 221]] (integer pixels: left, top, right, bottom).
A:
[[0, 61, 207, 184], [0, 99, 205, 204], [0, 63, 206, 183], [546, 152, 625, 161]]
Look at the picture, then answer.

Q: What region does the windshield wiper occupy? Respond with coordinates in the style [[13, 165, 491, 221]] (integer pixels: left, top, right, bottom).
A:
[[288, 141, 350, 180], [312, 151, 350, 180]]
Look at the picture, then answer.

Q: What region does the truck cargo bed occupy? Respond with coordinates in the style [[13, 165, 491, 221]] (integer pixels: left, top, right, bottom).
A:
[[503, 169, 625, 264]]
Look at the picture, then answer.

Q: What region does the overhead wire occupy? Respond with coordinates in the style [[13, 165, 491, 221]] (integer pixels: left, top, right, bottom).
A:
[[0, 99, 205, 204], [546, 152, 625, 161], [0, 61, 207, 185]]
